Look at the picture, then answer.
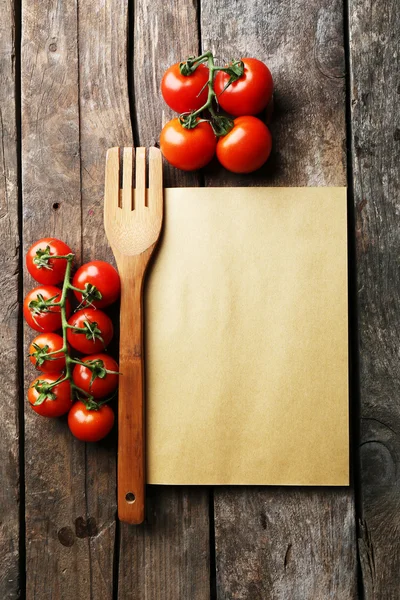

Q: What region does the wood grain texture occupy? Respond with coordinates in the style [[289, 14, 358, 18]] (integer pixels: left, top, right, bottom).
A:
[[215, 489, 356, 599], [77, 0, 133, 593], [0, 0, 20, 597], [117, 0, 210, 597], [201, 0, 358, 597], [349, 0, 400, 597], [117, 249, 148, 525], [104, 146, 163, 525], [202, 0, 347, 187], [79, 0, 133, 263], [132, 0, 201, 188], [21, 1, 91, 598], [119, 486, 210, 600]]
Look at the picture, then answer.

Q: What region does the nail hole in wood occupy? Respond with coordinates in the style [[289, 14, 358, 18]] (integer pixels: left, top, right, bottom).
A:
[[53, 202, 60, 210], [125, 492, 135, 503]]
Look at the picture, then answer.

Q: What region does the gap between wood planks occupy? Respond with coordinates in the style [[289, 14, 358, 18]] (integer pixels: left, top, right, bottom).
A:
[[14, 0, 27, 596], [127, 0, 139, 151], [343, 0, 364, 597]]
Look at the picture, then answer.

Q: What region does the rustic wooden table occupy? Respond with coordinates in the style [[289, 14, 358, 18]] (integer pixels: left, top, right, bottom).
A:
[[1, 0, 398, 597]]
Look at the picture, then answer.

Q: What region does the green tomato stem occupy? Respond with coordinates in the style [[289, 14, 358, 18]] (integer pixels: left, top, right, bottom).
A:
[[43, 346, 68, 357], [184, 53, 217, 120], [36, 256, 75, 390], [71, 381, 94, 401], [29, 253, 116, 409], [48, 253, 75, 260], [179, 51, 243, 136], [60, 257, 74, 380], [40, 374, 69, 391], [68, 284, 85, 293], [69, 358, 86, 366]]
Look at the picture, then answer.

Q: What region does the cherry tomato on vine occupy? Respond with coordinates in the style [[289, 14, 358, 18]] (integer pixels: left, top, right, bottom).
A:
[[29, 332, 67, 373], [23, 285, 71, 332], [67, 308, 113, 354], [160, 118, 216, 171], [216, 116, 272, 173], [72, 261, 121, 309], [28, 372, 72, 418], [26, 238, 73, 285], [214, 58, 273, 116], [73, 353, 119, 399], [161, 62, 209, 114], [68, 401, 115, 442]]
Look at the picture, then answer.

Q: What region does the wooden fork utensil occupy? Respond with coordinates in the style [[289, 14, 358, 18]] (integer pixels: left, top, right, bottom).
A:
[[104, 147, 163, 524]]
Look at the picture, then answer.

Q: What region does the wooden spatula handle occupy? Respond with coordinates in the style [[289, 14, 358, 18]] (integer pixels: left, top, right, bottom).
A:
[[117, 257, 148, 524]]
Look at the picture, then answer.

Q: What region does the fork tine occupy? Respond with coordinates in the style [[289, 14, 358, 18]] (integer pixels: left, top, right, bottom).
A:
[[135, 147, 146, 211], [122, 147, 134, 212], [148, 147, 163, 215], [105, 147, 120, 209]]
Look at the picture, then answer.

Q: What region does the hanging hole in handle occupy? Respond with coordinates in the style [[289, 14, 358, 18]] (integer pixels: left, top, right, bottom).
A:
[[125, 492, 136, 503]]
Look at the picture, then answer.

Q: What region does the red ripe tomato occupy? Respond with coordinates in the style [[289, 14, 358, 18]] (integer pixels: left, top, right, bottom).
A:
[[67, 308, 113, 354], [29, 332, 67, 372], [161, 63, 209, 114], [216, 116, 272, 173], [72, 261, 121, 309], [24, 285, 71, 332], [73, 353, 119, 399], [214, 58, 273, 116], [160, 118, 216, 171], [28, 372, 72, 417], [26, 238, 73, 285], [68, 401, 115, 442]]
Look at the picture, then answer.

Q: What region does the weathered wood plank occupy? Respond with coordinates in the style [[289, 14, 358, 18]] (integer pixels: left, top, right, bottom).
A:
[[77, 0, 133, 595], [201, 0, 358, 597], [119, 487, 210, 599], [79, 0, 133, 265], [0, 0, 20, 597], [118, 1, 210, 598], [202, 0, 347, 187], [132, 0, 201, 188], [21, 1, 91, 598], [349, 0, 400, 597], [214, 489, 356, 599]]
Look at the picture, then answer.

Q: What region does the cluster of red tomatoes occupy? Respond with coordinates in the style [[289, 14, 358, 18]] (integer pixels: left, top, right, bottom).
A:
[[160, 55, 273, 173], [24, 238, 121, 442]]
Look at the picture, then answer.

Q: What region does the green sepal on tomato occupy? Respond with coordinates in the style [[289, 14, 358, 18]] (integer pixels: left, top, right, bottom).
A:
[[28, 373, 73, 418], [214, 58, 273, 116], [160, 117, 216, 171], [29, 332, 67, 372], [26, 238, 73, 285], [67, 308, 114, 354], [24, 285, 71, 332], [72, 260, 120, 308], [216, 116, 272, 173], [73, 353, 119, 399], [161, 62, 209, 114], [68, 400, 115, 442]]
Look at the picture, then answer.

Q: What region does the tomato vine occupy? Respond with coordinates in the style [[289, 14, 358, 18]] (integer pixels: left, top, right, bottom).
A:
[[178, 51, 244, 135], [29, 253, 116, 408]]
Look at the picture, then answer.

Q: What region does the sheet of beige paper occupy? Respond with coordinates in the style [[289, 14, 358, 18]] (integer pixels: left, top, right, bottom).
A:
[[145, 187, 348, 485]]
